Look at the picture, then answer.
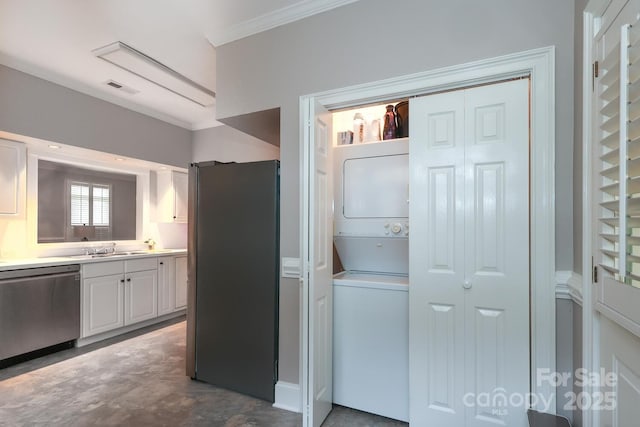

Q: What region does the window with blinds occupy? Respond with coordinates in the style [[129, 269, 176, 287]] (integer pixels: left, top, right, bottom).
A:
[[70, 183, 90, 226], [92, 185, 110, 227], [598, 22, 640, 288], [69, 181, 111, 229]]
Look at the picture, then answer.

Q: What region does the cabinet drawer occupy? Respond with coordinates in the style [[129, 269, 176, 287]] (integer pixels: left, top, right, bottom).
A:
[[83, 261, 124, 278], [125, 257, 158, 273]]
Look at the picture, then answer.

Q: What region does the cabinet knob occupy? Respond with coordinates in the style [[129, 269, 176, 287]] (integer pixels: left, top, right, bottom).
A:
[[120, 279, 124, 284], [127, 278, 131, 282], [160, 262, 164, 265]]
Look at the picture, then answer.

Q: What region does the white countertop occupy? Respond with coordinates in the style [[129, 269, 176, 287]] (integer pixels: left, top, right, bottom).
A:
[[0, 249, 187, 272]]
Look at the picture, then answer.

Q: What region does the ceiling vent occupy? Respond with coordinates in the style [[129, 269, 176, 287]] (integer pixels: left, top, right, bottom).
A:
[[93, 41, 215, 107], [105, 79, 139, 95]]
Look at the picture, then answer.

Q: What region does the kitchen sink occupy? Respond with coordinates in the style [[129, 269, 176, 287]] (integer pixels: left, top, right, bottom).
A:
[[91, 253, 126, 258], [67, 252, 133, 259], [67, 249, 176, 259]]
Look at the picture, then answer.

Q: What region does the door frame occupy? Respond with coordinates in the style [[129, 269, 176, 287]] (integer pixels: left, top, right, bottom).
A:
[[300, 46, 556, 423], [581, 2, 622, 427]]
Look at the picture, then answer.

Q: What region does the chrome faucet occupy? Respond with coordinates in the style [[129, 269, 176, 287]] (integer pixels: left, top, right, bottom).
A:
[[91, 242, 117, 255]]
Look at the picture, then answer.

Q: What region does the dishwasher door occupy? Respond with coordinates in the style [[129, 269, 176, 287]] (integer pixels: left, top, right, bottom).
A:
[[0, 265, 81, 361]]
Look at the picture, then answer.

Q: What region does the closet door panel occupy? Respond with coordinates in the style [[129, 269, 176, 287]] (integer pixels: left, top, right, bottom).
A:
[[410, 90, 466, 427]]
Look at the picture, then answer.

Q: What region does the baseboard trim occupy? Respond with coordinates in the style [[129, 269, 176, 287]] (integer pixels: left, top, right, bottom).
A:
[[273, 381, 301, 413], [555, 270, 583, 306], [567, 273, 583, 306], [77, 310, 185, 347]]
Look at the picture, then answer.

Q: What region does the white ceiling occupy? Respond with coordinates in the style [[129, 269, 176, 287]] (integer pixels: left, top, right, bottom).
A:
[[0, 0, 357, 131]]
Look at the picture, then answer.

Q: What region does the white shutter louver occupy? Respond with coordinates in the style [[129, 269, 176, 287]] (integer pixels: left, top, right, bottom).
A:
[[598, 36, 622, 281], [625, 24, 640, 288], [599, 21, 640, 288]]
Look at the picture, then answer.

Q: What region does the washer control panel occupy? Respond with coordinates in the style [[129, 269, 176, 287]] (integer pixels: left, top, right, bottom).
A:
[[384, 222, 409, 236]]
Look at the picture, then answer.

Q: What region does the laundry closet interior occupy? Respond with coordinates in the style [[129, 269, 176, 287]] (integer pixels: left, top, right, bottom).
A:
[[324, 77, 531, 426]]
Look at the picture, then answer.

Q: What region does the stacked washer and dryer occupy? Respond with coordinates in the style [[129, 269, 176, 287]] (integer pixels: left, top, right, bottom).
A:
[[332, 138, 409, 422]]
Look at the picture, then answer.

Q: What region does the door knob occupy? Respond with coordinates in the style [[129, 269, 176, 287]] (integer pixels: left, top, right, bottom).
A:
[[463, 280, 472, 290]]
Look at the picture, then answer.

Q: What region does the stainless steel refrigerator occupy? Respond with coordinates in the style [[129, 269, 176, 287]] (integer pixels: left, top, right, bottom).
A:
[[186, 160, 279, 402]]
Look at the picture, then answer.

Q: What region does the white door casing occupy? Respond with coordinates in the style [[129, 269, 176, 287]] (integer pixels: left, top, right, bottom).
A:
[[300, 47, 554, 420], [304, 100, 334, 427]]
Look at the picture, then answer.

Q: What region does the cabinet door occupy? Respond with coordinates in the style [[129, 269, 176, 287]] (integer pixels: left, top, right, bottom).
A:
[[156, 170, 188, 223], [124, 269, 158, 325], [157, 256, 176, 316], [0, 139, 26, 216], [82, 274, 124, 337], [173, 172, 188, 223], [174, 256, 188, 310]]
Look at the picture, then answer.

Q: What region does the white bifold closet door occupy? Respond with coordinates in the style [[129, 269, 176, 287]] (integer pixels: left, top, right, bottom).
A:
[[409, 79, 530, 427], [308, 100, 334, 427]]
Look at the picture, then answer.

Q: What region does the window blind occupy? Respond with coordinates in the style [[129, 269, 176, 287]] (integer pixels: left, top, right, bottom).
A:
[[70, 183, 90, 226], [92, 185, 110, 227]]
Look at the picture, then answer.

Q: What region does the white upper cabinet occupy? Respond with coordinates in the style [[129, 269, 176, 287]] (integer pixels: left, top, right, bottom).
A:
[[156, 170, 188, 223], [0, 139, 26, 216]]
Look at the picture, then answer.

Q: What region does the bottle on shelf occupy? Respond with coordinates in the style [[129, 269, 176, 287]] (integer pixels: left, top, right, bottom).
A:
[[383, 105, 397, 140], [395, 101, 409, 138], [366, 118, 381, 142], [353, 113, 365, 144]]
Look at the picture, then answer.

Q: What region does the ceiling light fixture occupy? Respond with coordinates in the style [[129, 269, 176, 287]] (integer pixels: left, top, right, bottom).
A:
[[92, 41, 215, 107], [48, 144, 61, 149], [115, 157, 125, 162]]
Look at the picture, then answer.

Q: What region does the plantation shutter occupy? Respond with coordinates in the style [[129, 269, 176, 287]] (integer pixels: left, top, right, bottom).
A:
[[599, 28, 623, 281], [599, 21, 640, 288], [625, 23, 640, 287]]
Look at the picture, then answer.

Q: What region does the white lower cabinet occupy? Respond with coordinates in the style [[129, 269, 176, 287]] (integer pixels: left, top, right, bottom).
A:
[[175, 256, 187, 309], [124, 269, 158, 325], [82, 273, 125, 337], [81, 255, 186, 339], [82, 258, 157, 338], [158, 255, 187, 314], [158, 256, 176, 316]]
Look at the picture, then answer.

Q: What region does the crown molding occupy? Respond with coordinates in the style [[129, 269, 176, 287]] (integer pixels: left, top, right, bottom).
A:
[[209, 0, 359, 47]]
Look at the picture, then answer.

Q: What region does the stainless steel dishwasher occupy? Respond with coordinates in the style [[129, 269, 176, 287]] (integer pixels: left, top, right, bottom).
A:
[[0, 264, 81, 361]]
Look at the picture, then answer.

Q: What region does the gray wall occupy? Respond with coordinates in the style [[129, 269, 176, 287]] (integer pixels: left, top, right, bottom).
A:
[[555, 299, 583, 426], [573, 302, 583, 427], [0, 64, 192, 168], [556, 299, 575, 422], [216, 0, 576, 384], [575, 0, 589, 274], [192, 125, 279, 163]]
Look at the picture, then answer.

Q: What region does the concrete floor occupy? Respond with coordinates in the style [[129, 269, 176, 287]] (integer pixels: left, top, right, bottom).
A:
[[0, 320, 407, 427]]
